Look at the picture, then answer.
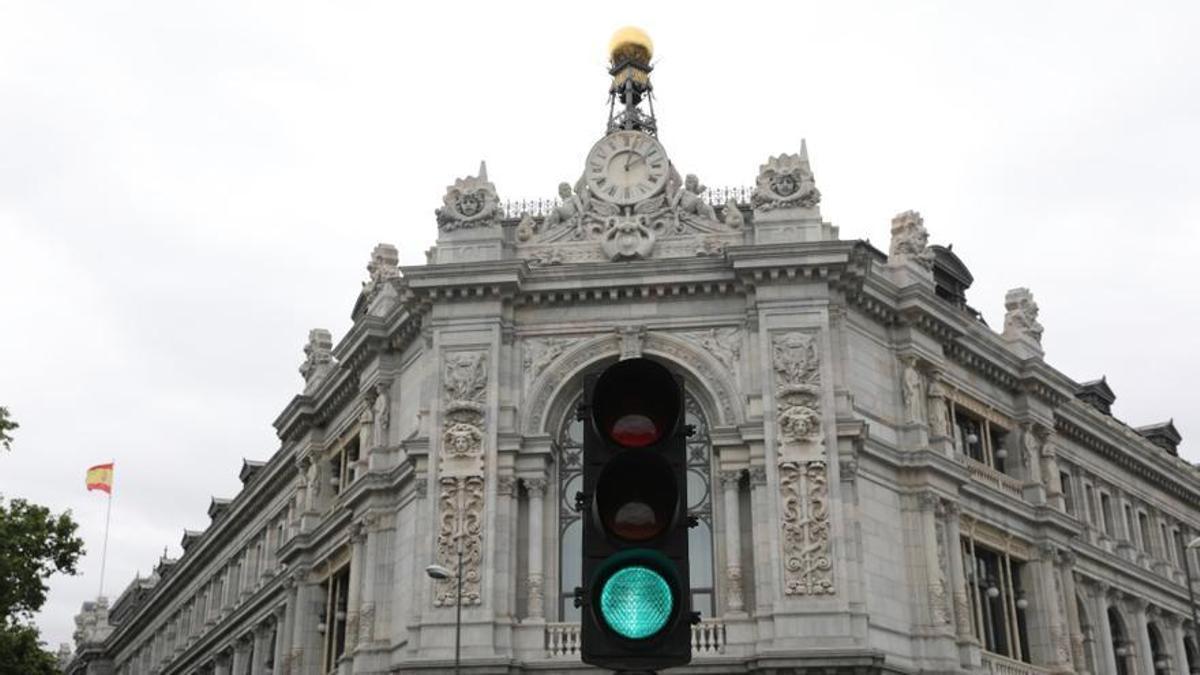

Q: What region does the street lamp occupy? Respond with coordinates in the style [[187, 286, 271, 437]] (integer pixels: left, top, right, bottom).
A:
[[425, 539, 464, 675], [1185, 536, 1200, 658]]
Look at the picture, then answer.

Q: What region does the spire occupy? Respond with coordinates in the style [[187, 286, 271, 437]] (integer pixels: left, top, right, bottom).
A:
[[799, 138, 809, 162], [606, 26, 658, 136], [478, 160, 488, 181]]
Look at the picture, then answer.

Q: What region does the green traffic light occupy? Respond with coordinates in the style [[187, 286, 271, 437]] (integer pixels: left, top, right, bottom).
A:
[[599, 565, 674, 639]]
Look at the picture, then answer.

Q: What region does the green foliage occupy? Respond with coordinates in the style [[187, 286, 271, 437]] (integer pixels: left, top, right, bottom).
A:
[[0, 406, 85, 672], [0, 497, 85, 623], [0, 623, 60, 675], [0, 406, 16, 452]]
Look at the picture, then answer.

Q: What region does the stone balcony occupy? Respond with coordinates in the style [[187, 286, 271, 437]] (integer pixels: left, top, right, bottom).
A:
[[544, 618, 727, 659], [980, 652, 1054, 675]]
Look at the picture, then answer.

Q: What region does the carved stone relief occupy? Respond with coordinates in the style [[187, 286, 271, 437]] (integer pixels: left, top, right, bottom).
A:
[[434, 351, 489, 607], [772, 332, 824, 460], [779, 460, 833, 595], [436, 163, 502, 232], [361, 243, 399, 309], [1002, 287, 1044, 345], [771, 330, 832, 595], [752, 149, 821, 211], [516, 168, 741, 264], [888, 210, 935, 270], [926, 371, 951, 438], [298, 328, 334, 389], [522, 336, 583, 392], [674, 327, 742, 375], [932, 511, 951, 626]]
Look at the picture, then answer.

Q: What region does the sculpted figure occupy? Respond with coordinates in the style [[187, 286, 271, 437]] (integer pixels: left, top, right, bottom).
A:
[[901, 357, 924, 424], [672, 173, 718, 222], [1003, 288, 1044, 344], [543, 181, 588, 237]]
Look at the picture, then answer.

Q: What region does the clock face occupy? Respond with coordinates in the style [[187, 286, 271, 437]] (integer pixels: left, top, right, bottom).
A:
[[585, 131, 669, 205]]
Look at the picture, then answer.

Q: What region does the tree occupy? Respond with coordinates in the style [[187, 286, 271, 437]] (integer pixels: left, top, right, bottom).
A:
[[0, 408, 85, 674], [0, 406, 16, 451]]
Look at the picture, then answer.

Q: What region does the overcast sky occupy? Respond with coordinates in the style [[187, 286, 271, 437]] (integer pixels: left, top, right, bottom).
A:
[[2, 0, 1198, 650]]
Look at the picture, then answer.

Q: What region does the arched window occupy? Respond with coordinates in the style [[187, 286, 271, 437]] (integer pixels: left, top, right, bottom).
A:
[[1147, 622, 1169, 675], [556, 388, 716, 621], [1109, 607, 1131, 675], [1184, 632, 1199, 674]]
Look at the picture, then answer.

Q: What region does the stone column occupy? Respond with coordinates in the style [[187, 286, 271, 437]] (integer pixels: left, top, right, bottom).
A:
[[231, 637, 250, 675], [943, 503, 973, 643], [214, 651, 232, 675], [524, 477, 547, 619], [1166, 616, 1189, 675], [720, 470, 745, 613], [1058, 552, 1088, 674], [271, 600, 290, 675], [918, 493, 950, 629], [358, 517, 380, 648], [289, 578, 319, 675], [345, 523, 367, 656], [250, 623, 269, 675], [747, 464, 775, 613], [1091, 585, 1119, 675], [1131, 597, 1154, 675], [1027, 544, 1069, 670]]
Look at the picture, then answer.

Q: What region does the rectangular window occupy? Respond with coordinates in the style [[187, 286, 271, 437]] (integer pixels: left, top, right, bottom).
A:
[[328, 436, 361, 498], [1139, 512, 1154, 555], [953, 407, 1010, 473], [1100, 493, 1115, 535], [963, 539, 1031, 663], [1124, 504, 1136, 544], [1060, 472, 1074, 515], [321, 566, 351, 673], [1174, 530, 1187, 568], [1084, 483, 1096, 525]]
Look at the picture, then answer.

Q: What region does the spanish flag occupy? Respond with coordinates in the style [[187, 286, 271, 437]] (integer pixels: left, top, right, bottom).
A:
[[86, 463, 114, 494]]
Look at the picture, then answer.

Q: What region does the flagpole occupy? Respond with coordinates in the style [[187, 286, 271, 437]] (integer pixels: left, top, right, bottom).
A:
[[98, 482, 113, 600]]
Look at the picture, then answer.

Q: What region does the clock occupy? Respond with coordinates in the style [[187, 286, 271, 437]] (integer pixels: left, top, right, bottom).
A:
[[585, 130, 669, 205]]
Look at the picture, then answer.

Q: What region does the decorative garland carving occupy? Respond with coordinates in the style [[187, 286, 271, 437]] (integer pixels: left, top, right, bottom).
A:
[[434, 351, 488, 607], [779, 460, 833, 595], [932, 515, 951, 626]]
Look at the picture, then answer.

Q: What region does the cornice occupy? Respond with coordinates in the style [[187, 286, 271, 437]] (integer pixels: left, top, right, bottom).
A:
[[1055, 401, 1200, 507], [104, 445, 296, 652]]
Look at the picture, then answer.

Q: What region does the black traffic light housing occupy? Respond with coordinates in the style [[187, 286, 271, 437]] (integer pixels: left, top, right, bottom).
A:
[[579, 358, 693, 671]]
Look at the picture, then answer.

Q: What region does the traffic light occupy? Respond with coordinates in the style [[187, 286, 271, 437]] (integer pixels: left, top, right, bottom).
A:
[[578, 358, 693, 671]]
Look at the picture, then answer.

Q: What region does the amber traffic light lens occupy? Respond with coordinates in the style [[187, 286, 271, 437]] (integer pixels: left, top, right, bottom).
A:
[[595, 451, 677, 542]]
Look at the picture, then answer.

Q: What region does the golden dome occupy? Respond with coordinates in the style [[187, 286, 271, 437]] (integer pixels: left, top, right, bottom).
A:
[[608, 26, 653, 65]]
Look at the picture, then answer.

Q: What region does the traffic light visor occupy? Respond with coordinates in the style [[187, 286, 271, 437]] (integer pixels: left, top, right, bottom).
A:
[[591, 359, 681, 448]]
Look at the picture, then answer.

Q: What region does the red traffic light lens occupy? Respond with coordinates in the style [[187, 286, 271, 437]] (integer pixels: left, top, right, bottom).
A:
[[592, 359, 680, 449], [610, 413, 658, 448]]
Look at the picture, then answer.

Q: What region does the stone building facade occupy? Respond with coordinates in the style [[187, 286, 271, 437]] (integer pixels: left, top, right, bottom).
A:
[[66, 39, 1200, 675]]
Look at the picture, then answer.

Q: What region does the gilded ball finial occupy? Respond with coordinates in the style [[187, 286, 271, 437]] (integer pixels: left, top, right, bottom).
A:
[[609, 26, 653, 65]]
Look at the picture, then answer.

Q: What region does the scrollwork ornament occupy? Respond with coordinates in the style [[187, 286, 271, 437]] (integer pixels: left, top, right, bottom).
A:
[[779, 460, 834, 595]]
